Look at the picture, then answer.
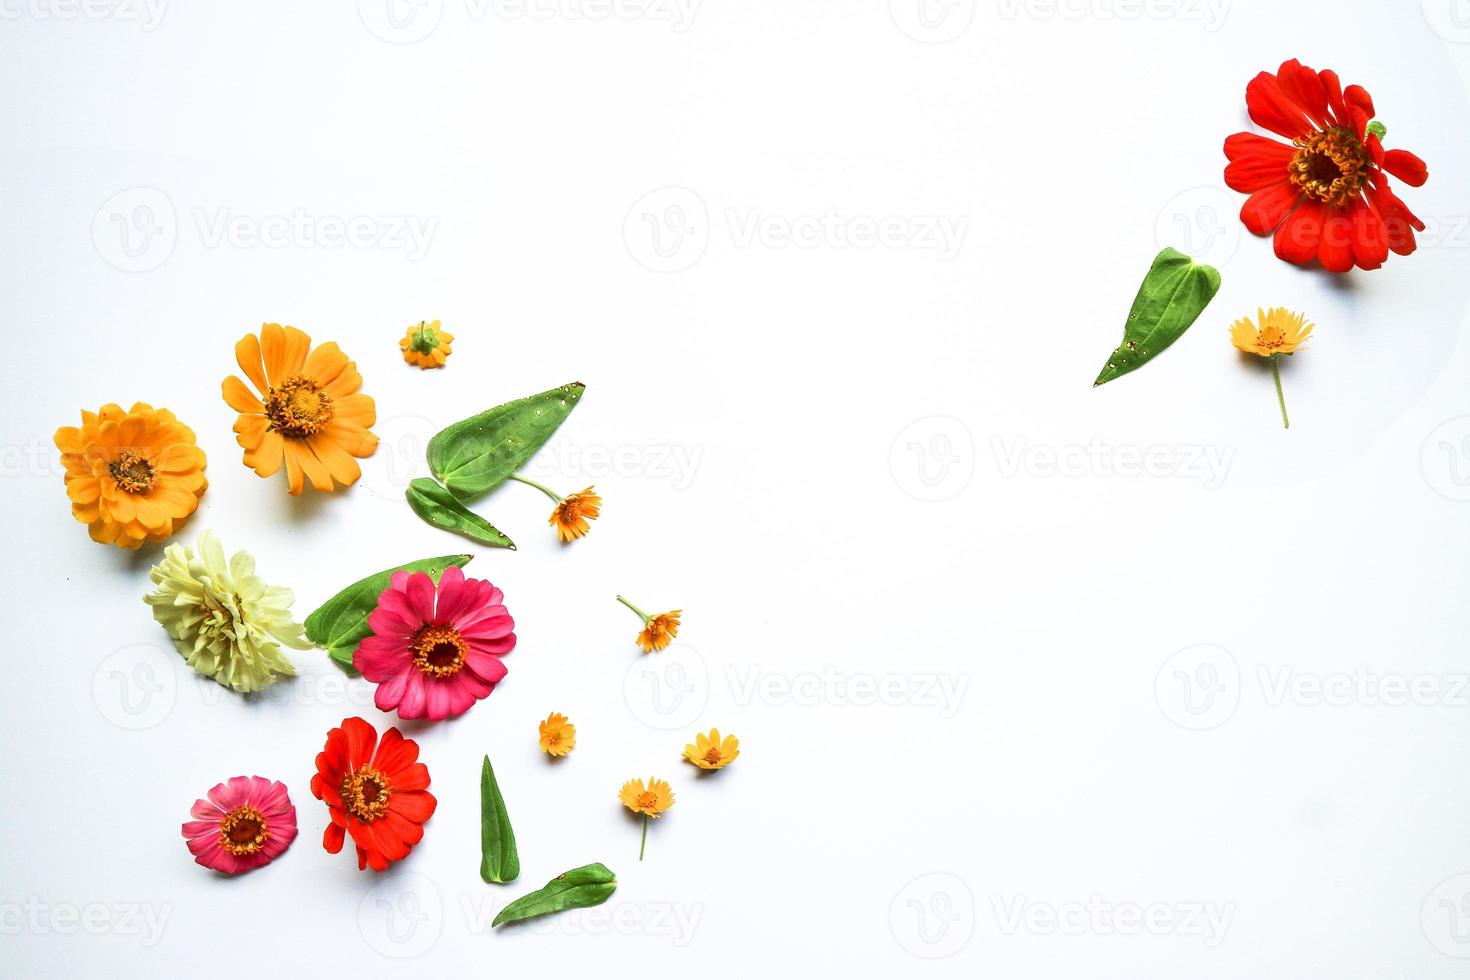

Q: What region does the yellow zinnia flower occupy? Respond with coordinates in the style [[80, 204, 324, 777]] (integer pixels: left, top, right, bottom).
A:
[[683, 728, 739, 770], [539, 712, 576, 757], [222, 323, 379, 495], [53, 402, 207, 548], [400, 320, 453, 369], [1229, 307, 1314, 429], [619, 777, 674, 861]]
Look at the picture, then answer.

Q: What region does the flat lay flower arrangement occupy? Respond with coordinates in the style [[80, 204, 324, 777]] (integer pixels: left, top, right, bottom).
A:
[[57, 319, 737, 929], [50, 55, 1425, 929], [1093, 58, 1428, 429]]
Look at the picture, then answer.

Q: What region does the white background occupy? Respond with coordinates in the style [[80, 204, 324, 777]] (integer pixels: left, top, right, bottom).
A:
[[4, 0, 1470, 976]]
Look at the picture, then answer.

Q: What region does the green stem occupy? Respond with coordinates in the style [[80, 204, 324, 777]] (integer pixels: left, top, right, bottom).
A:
[[1271, 356, 1290, 430], [509, 473, 563, 503], [639, 814, 648, 861], [617, 595, 652, 623]]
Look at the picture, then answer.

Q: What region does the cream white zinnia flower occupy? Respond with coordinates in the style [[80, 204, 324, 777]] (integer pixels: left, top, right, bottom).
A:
[[144, 531, 309, 692]]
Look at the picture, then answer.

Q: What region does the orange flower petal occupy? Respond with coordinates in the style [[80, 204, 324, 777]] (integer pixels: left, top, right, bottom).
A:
[[245, 430, 285, 478], [222, 375, 264, 414], [309, 435, 362, 487], [282, 440, 307, 495], [234, 333, 270, 396], [303, 341, 349, 389]]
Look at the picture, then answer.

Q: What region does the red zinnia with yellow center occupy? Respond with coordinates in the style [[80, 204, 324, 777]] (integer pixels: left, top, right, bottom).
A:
[[1223, 59, 1428, 273], [310, 717, 436, 872]]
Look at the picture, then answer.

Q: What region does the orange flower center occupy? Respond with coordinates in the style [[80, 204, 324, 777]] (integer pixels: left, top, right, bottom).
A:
[[340, 767, 392, 822], [265, 376, 334, 438], [1289, 127, 1370, 207], [635, 792, 659, 812], [1257, 326, 1288, 350], [703, 747, 724, 765], [218, 805, 269, 855], [410, 625, 468, 677], [107, 451, 156, 493]]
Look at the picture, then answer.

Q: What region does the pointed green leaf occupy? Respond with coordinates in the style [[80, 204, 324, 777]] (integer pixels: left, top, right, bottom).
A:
[[304, 554, 473, 675], [492, 864, 617, 927], [407, 479, 516, 549], [479, 755, 520, 884], [427, 382, 586, 499], [1093, 248, 1221, 386]]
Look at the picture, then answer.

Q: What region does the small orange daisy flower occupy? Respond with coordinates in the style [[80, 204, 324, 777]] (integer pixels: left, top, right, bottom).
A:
[[222, 323, 379, 495], [538, 712, 576, 757], [618, 776, 674, 861], [400, 320, 453, 369], [508, 475, 602, 542], [683, 728, 739, 770], [617, 596, 681, 653]]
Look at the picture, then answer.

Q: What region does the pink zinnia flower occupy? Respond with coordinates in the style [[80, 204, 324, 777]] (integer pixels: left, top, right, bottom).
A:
[[181, 775, 297, 874], [355, 567, 516, 721]]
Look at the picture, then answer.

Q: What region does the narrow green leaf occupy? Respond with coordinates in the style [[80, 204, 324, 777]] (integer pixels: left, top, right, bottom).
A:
[[492, 863, 617, 927], [1093, 247, 1222, 386], [407, 479, 516, 550], [479, 755, 520, 885], [304, 554, 473, 675], [427, 382, 586, 499]]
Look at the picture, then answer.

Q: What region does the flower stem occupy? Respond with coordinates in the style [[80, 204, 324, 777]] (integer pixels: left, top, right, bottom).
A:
[[509, 473, 562, 503], [617, 595, 652, 623], [1271, 356, 1290, 430], [639, 814, 648, 861]]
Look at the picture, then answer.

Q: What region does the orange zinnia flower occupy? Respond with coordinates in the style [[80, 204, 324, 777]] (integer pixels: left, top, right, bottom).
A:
[[222, 323, 378, 495], [54, 402, 207, 548]]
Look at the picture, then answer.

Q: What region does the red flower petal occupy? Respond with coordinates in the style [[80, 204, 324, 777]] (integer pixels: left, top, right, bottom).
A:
[[1383, 149, 1428, 187], [1318, 206, 1355, 273], [1240, 183, 1301, 236], [1349, 197, 1389, 271], [1274, 198, 1326, 265], [1224, 132, 1294, 163], [1319, 69, 1348, 126], [1226, 154, 1292, 193], [1274, 59, 1328, 128], [1344, 83, 1375, 118], [1245, 72, 1315, 141]]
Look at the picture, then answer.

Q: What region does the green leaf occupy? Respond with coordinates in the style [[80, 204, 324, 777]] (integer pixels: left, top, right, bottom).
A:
[[479, 755, 520, 885], [427, 382, 586, 499], [407, 479, 516, 550], [304, 554, 473, 675], [492, 863, 617, 927], [1093, 248, 1222, 387]]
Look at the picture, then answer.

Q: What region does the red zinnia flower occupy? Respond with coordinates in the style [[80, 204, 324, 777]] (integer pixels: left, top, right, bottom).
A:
[[310, 716, 436, 872], [1223, 59, 1428, 272]]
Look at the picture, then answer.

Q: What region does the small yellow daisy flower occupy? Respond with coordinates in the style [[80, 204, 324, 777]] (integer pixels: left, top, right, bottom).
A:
[[619, 777, 674, 861], [507, 476, 602, 542], [617, 596, 681, 652], [400, 320, 453, 368], [684, 728, 739, 770], [1230, 307, 1314, 429], [539, 712, 576, 757]]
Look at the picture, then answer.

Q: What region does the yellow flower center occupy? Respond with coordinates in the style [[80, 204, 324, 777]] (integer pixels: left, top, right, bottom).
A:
[[703, 747, 724, 765], [107, 451, 156, 493], [1289, 127, 1370, 207], [340, 767, 392, 823], [265, 376, 334, 438], [1257, 326, 1288, 350], [410, 625, 467, 677], [218, 805, 269, 855]]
